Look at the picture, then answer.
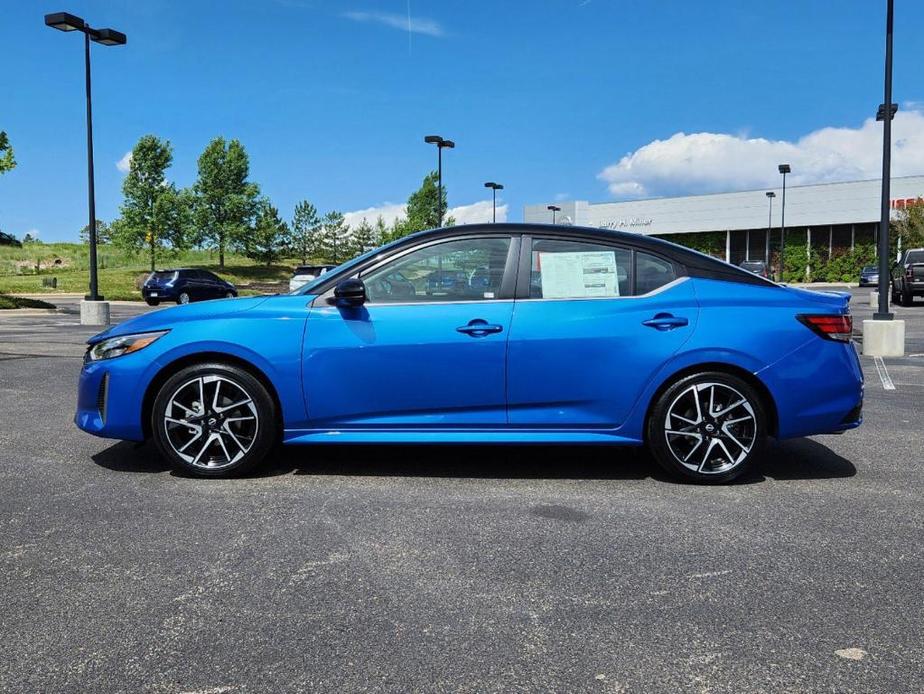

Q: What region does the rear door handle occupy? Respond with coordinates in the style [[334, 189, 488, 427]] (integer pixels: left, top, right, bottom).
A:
[[642, 313, 689, 331], [457, 319, 503, 337]]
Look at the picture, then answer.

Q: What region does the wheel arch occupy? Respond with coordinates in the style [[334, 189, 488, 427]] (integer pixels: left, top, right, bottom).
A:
[[141, 351, 284, 440], [642, 362, 779, 440]]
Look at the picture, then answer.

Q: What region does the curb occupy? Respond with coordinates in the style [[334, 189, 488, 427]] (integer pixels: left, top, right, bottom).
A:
[[0, 308, 68, 317]]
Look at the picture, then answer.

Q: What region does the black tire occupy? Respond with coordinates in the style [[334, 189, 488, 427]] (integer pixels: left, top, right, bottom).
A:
[[145, 299, 160, 306], [225, 291, 235, 299], [647, 371, 767, 484], [900, 284, 913, 306], [177, 292, 191, 305], [151, 362, 278, 477]]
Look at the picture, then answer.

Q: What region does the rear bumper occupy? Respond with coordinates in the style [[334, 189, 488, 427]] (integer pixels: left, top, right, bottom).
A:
[[141, 287, 177, 301], [758, 339, 864, 439]]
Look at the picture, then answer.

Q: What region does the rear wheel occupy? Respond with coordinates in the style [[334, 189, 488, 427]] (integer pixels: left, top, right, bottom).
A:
[[177, 292, 191, 305], [145, 299, 160, 306], [225, 291, 235, 299], [900, 284, 913, 306], [647, 371, 767, 484], [151, 363, 277, 477]]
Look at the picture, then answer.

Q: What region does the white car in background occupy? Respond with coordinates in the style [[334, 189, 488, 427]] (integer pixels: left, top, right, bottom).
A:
[[288, 264, 336, 292]]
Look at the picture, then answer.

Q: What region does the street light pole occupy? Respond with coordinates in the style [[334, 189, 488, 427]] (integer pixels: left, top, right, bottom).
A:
[[778, 164, 791, 281], [484, 182, 504, 223], [875, 0, 897, 320], [83, 28, 99, 302], [547, 205, 561, 224], [45, 12, 126, 318], [766, 191, 776, 266], [424, 135, 455, 227]]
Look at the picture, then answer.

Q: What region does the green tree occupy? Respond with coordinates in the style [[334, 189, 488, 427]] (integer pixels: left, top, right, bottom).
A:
[[22, 232, 41, 244], [0, 131, 15, 175], [79, 219, 112, 245], [319, 211, 349, 263], [246, 200, 289, 265], [112, 135, 190, 271], [405, 170, 445, 232], [892, 199, 924, 253], [290, 200, 322, 264], [349, 217, 379, 258], [192, 137, 260, 268]]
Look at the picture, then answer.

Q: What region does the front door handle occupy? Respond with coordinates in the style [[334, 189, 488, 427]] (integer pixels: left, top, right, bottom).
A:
[[642, 313, 689, 331], [457, 319, 503, 337]]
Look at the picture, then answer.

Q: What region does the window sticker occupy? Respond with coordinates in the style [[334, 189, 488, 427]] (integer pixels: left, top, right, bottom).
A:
[[538, 251, 619, 298]]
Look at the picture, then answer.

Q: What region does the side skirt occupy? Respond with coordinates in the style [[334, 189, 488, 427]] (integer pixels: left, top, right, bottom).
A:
[[282, 429, 643, 445]]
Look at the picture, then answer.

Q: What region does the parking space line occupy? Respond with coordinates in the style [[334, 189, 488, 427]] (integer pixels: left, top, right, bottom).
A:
[[874, 356, 896, 391]]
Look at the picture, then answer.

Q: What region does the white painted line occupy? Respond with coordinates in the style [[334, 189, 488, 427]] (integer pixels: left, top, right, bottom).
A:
[[874, 356, 896, 391]]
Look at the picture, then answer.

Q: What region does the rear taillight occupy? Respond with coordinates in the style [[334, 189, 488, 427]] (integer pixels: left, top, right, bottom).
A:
[[797, 314, 853, 342]]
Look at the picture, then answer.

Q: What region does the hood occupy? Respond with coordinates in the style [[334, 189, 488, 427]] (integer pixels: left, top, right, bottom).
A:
[[87, 295, 271, 345], [782, 286, 851, 311]]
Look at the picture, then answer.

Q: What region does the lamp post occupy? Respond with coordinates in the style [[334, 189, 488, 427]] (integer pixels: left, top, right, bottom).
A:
[[424, 135, 454, 227], [547, 205, 561, 224], [765, 191, 776, 267], [484, 182, 504, 223], [45, 12, 125, 323], [777, 164, 791, 280], [874, 0, 897, 321]]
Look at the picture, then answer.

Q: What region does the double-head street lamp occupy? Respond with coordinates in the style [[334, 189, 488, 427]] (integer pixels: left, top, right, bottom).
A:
[[547, 205, 561, 224], [484, 181, 504, 223], [777, 164, 791, 280], [45, 12, 126, 304], [424, 135, 454, 227]]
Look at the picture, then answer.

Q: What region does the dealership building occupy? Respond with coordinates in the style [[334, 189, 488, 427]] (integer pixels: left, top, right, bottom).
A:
[[524, 175, 924, 266]]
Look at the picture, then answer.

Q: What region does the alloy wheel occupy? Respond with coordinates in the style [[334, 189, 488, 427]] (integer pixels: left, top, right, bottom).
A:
[[163, 374, 259, 470], [662, 382, 757, 475]]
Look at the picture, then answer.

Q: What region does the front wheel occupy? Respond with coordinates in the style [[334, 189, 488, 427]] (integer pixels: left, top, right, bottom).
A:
[[145, 299, 160, 306], [151, 363, 278, 477], [177, 292, 191, 305], [225, 291, 236, 299], [647, 372, 767, 484]]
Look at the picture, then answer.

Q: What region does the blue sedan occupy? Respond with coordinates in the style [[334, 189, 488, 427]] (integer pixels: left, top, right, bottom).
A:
[[76, 224, 863, 483]]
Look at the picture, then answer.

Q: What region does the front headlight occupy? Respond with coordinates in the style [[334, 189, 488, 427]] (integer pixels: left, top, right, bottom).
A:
[[86, 330, 168, 362]]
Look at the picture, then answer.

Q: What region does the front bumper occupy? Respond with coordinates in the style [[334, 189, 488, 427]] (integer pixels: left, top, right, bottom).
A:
[[75, 359, 146, 441]]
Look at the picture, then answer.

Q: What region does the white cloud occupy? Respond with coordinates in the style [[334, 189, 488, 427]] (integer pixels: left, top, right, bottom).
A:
[[447, 200, 508, 224], [343, 10, 444, 37], [342, 199, 507, 229], [598, 108, 924, 199], [116, 151, 132, 173], [342, 202, 407, 229]]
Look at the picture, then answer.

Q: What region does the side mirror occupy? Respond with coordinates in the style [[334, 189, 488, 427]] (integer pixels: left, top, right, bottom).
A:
[[334, 278, 366, 307]]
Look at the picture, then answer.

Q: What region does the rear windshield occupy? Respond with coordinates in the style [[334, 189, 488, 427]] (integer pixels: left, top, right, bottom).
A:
[[741, 261, 764, 269], [906, 251, 924, 264], [150, 271, 177, 280], [295, 266, 326, 274]]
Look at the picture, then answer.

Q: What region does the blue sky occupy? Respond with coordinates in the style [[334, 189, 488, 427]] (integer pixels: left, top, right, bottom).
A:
[[2, 0, 923, 242]]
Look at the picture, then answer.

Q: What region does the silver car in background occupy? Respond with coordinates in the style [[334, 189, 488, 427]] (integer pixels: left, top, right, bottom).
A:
[[288, 264, 336, 292]]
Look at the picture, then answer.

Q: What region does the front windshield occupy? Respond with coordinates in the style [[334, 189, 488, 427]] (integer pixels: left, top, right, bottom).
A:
[[289, 236, 409, 295]]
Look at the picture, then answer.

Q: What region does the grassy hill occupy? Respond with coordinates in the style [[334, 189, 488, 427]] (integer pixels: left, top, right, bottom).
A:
[[0, 243, 300, 301]]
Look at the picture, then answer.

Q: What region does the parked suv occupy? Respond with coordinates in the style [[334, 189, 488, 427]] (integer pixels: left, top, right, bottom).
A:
[[142, 269, 238, 306], [891, 248, 924, 306], [289, 264, 336, 292]]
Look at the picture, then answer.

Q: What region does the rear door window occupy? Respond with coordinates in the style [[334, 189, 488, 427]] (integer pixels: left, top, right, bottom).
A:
[[635, 252, 676, 294], [529, 239, 631, 299]]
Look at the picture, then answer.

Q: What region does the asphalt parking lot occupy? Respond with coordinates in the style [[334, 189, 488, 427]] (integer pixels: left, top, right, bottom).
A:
[[1, 288, 922, 693]]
